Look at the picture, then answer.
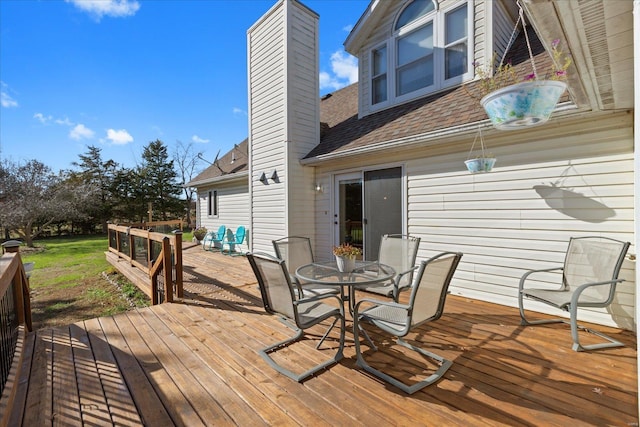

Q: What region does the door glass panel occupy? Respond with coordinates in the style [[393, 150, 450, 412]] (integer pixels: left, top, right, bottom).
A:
[[364, 167, 402, 259], [337, 177, 363, 255]]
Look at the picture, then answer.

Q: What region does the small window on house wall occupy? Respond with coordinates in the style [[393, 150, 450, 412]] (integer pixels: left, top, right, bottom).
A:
[[207, 190, 218, 217]]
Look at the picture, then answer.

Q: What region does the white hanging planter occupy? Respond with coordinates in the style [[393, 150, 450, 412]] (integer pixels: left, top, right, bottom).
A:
[[481, 80, 567, 130], [465, 127, 496, 174]]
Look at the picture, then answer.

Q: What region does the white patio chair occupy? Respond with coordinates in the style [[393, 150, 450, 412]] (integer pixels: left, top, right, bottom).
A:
[[353, 251, 462, 394], [247, 252, 345, 382], [518, 236, 630, 351], [360, 234, 421, 301]]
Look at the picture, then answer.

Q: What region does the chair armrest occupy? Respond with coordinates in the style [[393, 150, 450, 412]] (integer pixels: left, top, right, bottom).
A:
[[295, 293, 344, 315], [518, 267, 564, 292], [393, 265, 419, 294], [570, 278, 625, 307]]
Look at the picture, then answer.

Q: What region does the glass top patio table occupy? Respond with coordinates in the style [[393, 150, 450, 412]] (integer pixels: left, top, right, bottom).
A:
[[295, 260, 395, 287], [295, 261, 395, 315]]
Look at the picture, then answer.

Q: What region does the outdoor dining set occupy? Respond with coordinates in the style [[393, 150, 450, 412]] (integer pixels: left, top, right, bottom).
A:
[[244, 234, 630, 394]]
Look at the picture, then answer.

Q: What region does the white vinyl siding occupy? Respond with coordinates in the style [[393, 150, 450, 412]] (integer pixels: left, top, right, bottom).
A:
[[197, 182, 249, 242], [248, 0, 320, 254], [406, 129, 635, 330], [286, 3, 320, 242], [248, 2, 288, 253]]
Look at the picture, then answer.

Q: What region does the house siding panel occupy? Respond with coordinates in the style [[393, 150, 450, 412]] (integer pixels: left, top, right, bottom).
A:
[[286, 3, 319, 241], [197, 182, 250, 246], [406, 129, 635, 330], [248, 1, 287, 253], [247, 0, 320, 253]]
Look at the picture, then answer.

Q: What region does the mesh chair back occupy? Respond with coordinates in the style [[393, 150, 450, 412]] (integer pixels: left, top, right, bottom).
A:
[[247, 253, 296, 319], [563, 237, 630, 303], [273, 237, 314, 273], [378, 234, 420, 288], [410, 252, 462, 327]]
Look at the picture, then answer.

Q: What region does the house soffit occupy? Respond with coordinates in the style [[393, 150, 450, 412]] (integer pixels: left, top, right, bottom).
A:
[[521, 0, 633, 111]]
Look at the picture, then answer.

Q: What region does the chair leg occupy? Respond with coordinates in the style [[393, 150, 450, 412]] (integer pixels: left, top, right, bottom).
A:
[[570, 305, 624, 352], [353, 322, 451, 394], [519, 292, 564, 327], [261, 314, 344, 382]]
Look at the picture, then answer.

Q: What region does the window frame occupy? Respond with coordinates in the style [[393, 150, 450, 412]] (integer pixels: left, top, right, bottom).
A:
[[207, 190, 218, 217], [367, 0, 473, 110]]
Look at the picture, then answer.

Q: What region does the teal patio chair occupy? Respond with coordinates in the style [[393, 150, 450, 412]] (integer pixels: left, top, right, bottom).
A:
[[221, 226, 246, 256], [202, 225, 226, 251]]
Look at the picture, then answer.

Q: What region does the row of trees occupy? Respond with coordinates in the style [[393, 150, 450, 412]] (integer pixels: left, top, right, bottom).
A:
[[0, 140, 203, 246]]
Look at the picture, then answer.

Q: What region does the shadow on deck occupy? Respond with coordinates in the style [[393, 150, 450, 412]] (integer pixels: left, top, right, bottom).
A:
[[6, 242, 638, 426]]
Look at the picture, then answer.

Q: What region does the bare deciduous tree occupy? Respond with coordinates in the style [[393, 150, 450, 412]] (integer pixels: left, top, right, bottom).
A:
[[173, 140, 204, 228]]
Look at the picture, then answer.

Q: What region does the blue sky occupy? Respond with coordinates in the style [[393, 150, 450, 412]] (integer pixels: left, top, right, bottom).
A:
[[0, 0, 368, 173]]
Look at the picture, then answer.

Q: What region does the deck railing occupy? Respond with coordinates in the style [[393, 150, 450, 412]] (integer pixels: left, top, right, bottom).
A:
[[107, 224, 183, 304], [0, 251, 32, 421]]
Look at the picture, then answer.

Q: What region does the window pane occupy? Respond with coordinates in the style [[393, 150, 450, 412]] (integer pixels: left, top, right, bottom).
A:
[[372, 75, 387, 104], [445, 42, 467, 79], [397, 56, 433, 95], [446, 5, 467, 44], [395, 0, 435, 30], [373, 46, 387, 76], [397, 24, 432, 67]]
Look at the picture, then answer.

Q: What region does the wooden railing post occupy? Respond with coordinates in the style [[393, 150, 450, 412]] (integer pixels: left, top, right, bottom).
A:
[[161, 237, 172, 303], [174, 231, 183, 298]]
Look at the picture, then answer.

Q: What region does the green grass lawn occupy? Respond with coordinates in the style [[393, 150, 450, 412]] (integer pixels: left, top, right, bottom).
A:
[[20, 235, 150, 330]]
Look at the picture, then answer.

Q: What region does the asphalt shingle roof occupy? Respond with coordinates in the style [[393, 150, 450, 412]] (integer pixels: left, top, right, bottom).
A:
[[309, 29, 555, 159]]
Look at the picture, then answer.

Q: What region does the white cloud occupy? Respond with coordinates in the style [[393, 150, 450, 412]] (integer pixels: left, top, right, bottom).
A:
[[69, 124, 95, 140], [106, 128, 133, 145], [232, 107, 247, 116], [1, 82, 18, 108], [320, 50, 358, 91], [192, 135, 210, 144], [66, 0, 140, 21], [55, 117, 74, 126], [34, 113, 53, 124]]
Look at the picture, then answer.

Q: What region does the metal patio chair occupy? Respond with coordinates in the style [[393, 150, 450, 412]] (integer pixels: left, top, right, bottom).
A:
[[202, 225, 226, 251], [360, 234, 421, 301], [247, 252, 345, 382], [353, 251, 462, 394], [272, 236, 340, 298], [221, 226, 246, 256], [518, 236, 631, 351]]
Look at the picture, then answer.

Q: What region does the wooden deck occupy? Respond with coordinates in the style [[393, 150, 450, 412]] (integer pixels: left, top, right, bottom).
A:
[[7, 243, 638, 426]]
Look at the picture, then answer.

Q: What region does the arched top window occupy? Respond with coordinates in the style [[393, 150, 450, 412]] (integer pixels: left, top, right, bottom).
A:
[[369, 0, 472, 110], [395, 0, 436, 31]]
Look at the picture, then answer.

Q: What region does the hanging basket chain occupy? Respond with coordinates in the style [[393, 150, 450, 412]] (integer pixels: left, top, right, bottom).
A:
[[467, 126, 488, 160], [498, 2, 537, 80]]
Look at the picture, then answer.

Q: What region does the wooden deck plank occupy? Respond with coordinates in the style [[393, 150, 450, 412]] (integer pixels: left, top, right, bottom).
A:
[[193, 295, 485, 426], [131, 308, 239, 425], [97, 314, 174, 426], [22, 329, 53, 426], [51, 326, 82, 425], [109, 311, 205, 427], [82, 317, 143, 426], [150, 304, 271, 426], [68, 323, 112, 426], [8, 243, 638, 426]]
